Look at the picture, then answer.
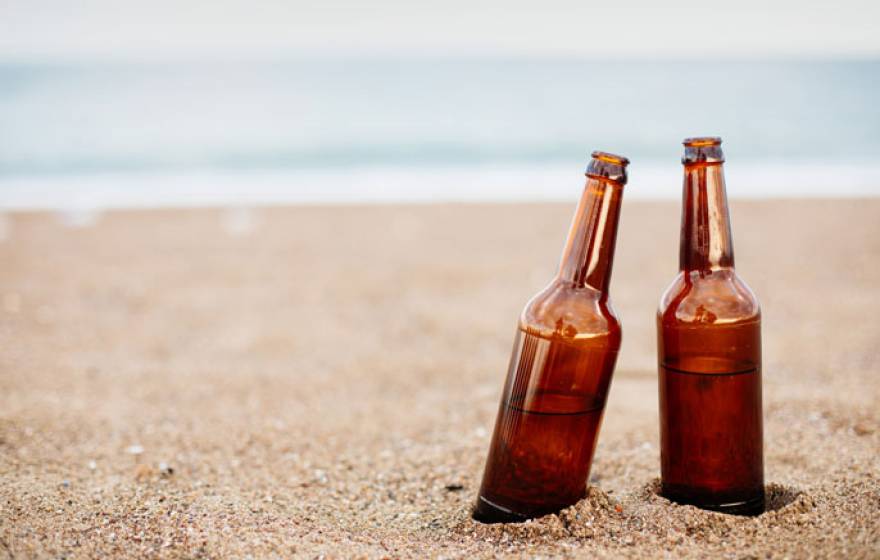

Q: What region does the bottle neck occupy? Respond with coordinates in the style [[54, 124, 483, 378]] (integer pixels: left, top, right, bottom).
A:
[[557, 176, 624, 293], [679, 162, 735, 272]]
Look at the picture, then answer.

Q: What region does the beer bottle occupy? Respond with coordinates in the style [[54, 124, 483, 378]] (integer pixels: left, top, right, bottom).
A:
[[473, 151, 628, 523], [657, 137, 764, 515]]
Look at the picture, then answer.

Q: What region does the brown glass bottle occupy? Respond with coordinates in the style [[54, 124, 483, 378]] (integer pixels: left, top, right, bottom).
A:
[[657, 137, 764, 516], [473, 151, 628, 523]]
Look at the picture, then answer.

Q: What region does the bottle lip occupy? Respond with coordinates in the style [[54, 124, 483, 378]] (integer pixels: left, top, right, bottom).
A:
[[591, 150, 630, 166], [586, 150, 629, 184], [683, 136, 722, 147], [682, 137, 725, 164]]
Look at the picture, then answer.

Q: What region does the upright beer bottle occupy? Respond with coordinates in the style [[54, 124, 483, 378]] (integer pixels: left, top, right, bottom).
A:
[[473, 151, 628, 523], [657, 137, 764, 515]]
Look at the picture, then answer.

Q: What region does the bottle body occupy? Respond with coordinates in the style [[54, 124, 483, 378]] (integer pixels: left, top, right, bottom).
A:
[[474, 152, 627, 523], [474, 292, 621, 522], [658, 271, 764, 514], [657, 137, 764, 515]]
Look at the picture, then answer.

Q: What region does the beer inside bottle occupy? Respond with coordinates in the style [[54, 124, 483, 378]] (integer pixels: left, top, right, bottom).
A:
[[473, 151, 628, 523], [657, 137, 764, 516]]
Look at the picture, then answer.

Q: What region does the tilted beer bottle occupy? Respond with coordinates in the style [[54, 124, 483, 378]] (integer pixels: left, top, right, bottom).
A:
[[473, 151, 628, 523], [657, 137, 764, 515]]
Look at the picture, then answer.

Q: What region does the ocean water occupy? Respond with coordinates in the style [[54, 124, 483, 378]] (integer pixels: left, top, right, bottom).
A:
[[0, 59, 878, 208]]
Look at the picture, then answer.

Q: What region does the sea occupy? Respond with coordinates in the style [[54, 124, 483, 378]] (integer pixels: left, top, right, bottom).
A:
[[0, 58, 878, 209]]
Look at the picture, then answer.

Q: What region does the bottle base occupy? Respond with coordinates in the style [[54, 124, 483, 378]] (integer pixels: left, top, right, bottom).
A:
[[662, 490, 765, 516], [475, 493, 576, 524], [472, 496, 531, 524]]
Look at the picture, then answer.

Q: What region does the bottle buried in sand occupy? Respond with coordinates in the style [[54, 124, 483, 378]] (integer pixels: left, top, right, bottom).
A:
[[473, 151, 628, 523], [657, 137, 764, 516]]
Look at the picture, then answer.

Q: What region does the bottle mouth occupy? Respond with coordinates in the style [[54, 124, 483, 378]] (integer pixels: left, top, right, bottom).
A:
[[683, 136, 722, 147], [682, 137, 724, 164], [591, 151, 630, 166], [586, 150, 629, 184]]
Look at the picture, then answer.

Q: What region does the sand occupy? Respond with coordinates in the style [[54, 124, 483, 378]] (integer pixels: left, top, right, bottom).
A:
[[0, 199, 878, 559]]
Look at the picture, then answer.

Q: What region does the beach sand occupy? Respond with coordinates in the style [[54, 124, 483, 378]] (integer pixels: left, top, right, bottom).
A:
[[0, 199, 878, 558]]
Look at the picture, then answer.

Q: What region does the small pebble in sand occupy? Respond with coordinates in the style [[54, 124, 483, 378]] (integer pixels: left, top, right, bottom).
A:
[[126, 444, 145, 456], [853, 422, 874, 436], [134, 464, 154, 481]]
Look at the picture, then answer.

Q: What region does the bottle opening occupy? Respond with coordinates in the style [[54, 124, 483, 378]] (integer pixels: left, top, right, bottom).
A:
[[586, 150, 629, 184], [683, 137, 722, 147], [591, 151, 630, 166], [682, 137, 724, 165]]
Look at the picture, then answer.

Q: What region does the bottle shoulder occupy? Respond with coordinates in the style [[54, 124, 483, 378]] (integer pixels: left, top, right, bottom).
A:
[[520, 279, 621, 344], [658, 269, 760, 327]]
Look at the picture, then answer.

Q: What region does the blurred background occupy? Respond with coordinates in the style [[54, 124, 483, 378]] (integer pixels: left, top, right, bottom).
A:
[[1, 0, 879, 209]]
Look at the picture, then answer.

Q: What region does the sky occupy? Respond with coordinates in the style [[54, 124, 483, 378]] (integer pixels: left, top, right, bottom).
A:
[[2, 0, 879, 61]]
